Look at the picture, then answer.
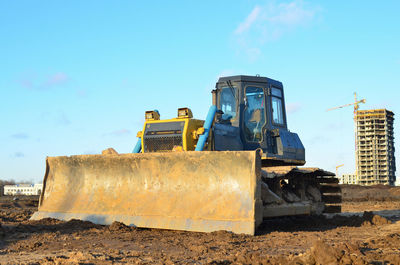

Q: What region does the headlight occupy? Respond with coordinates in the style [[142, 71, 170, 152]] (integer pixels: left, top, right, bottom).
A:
[[145, 110, 160, 120], [177, 107, 193, 118]]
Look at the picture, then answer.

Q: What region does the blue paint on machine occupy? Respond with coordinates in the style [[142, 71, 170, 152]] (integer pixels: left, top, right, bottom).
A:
[[132, 137, 141, 153], [195, 105, 217, 151]]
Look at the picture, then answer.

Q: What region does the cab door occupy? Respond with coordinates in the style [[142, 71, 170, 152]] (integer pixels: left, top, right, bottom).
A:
[[213, 84, 243, 151], [242, 85, 267, 149]]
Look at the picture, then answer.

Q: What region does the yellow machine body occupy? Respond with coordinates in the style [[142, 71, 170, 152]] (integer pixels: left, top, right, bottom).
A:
[[139, 117, 206, 152]]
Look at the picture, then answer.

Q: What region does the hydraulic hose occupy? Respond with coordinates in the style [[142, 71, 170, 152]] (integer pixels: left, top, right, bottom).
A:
[[195, 105, 217, 151], [132, 137, 142, 153]]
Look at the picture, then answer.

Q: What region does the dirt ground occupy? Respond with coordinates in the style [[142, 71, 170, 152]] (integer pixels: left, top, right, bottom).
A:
[[0, 185, 400, 264]]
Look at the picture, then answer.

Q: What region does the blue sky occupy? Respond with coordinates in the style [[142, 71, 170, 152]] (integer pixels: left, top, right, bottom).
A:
[[0, 1, 399, 184]]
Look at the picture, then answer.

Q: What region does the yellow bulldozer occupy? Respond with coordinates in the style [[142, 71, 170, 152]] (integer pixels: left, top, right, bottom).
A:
[[31, 75, 341, 235]]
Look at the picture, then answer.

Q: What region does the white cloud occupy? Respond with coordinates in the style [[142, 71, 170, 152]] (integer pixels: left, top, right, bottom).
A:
[[233, 0, 319, 61], [18, 72, 69, 90], [57, 113, 71, 126], [19, 78, 34, 89], [235, 6, 261, 35], [13, 152, 25, 158], [268, 1, 315, 26], [40, 111, 71, 126], [11, 133, 29, 139], [76, 89, 87, 98], [286, 102, 302, 114], [44, 72, 68, 87]]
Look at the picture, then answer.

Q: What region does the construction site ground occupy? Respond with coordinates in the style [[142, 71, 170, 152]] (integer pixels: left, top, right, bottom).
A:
[[0, 185, 400, 264]]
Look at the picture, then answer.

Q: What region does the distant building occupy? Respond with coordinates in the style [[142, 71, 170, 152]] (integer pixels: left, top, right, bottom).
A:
[[356, 109, 396, 185], [339, 174, 358, 184], [3, 183, 43, 196]]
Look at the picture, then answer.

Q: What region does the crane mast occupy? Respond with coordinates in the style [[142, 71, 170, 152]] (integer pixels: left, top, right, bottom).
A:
[[327, 92, 366, 181]]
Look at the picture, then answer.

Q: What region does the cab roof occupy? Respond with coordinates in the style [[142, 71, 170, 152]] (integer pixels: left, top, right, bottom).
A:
[[216, 75, 283, 88]]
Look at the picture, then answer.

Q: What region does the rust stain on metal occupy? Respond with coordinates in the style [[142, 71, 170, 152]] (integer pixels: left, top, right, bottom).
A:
[[32, 151, 262, 235]]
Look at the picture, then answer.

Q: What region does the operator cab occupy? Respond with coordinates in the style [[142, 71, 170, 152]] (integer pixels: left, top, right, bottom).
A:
[[213, 75, 305, 165]]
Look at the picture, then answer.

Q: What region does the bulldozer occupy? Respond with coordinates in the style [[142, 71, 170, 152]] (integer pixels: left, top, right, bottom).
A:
[[31, 75, 341, 235]]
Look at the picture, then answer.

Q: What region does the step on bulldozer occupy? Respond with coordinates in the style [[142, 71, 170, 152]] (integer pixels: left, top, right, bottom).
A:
[[31, 75, 341, 235]]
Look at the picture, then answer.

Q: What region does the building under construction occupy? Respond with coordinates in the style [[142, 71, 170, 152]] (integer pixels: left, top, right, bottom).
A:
[[356, 109, 396, 185]]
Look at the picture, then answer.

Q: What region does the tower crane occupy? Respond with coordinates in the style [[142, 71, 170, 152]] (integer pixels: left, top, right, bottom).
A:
[[327, 92, 366, 181], [336, 164, 344, 178], [326, 92, 366, 119]]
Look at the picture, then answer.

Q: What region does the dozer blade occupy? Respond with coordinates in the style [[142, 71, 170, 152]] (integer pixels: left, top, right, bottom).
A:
[[31, 151, 263, 235]]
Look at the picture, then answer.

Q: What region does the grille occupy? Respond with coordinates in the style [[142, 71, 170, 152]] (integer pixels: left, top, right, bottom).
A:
[[144, 136, 183, 152]]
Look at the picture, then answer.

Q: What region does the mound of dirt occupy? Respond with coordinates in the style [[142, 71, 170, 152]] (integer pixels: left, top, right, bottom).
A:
[[306, 240, 366, 265], [341, 184, 400, 202], [27, 217, 64, 226], [109, 221, 131, 232], [0, 209, 34, 224], [361, 211, 392, 226]]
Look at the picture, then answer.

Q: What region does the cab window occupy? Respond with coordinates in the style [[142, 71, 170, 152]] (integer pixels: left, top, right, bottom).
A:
[[219, 86, 237, 120], [271, 87, 284, 125], [244, 86, 265, 142]]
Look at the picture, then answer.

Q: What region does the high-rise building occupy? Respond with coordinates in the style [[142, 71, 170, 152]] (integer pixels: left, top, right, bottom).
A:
[[356, 109, 395, 185]]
